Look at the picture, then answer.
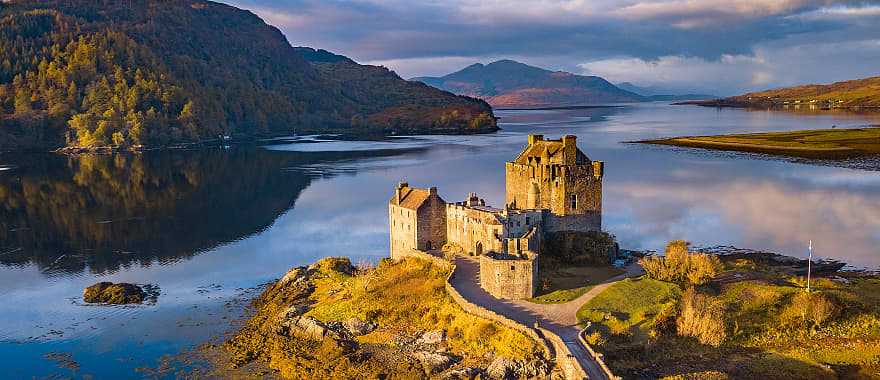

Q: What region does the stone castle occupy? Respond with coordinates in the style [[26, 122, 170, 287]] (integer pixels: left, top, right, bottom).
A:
[[389, 135, 604, 299]]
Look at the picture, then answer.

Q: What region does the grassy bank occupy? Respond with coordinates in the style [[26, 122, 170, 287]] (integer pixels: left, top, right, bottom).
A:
[[578, 244, 880, 379], [638, 127, 880, 159], [219, 257, 546, 379], [528, 262, 623, 304]]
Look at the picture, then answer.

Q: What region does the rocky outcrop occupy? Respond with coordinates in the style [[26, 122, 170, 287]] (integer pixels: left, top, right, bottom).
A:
[[417, 330, 446, 345], [486, 357, 551, 379], [343, 317, 377, 336], [412, 350, 458, 373], [82, 282, 147, 304]]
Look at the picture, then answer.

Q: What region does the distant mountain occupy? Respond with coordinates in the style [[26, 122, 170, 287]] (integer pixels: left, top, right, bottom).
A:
[[617, 82, 715, 101], [412, 60, 644, 108], [687, 76, 880, 109], [0, 1, 496, 151]]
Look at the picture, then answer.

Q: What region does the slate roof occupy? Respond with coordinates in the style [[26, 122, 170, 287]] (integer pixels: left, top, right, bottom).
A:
[[389, 186, 432, 210], [513, 140, 589, 165]]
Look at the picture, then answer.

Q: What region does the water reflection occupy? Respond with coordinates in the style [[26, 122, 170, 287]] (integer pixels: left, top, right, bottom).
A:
[[0, 148, 417, 274]]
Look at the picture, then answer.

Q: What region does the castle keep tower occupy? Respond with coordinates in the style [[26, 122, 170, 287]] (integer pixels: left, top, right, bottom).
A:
[[505, 134, 603, 232]]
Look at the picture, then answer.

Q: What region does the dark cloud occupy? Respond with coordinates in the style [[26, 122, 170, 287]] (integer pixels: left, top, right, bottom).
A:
[[229, 0, 880, 95]]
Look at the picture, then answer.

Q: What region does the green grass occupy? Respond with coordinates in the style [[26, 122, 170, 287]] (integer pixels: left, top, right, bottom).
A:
[[642, 127, 880, 159], [577, 277, 680, 337], [529, 285, 593, 304], [527, 261, 623, 304]]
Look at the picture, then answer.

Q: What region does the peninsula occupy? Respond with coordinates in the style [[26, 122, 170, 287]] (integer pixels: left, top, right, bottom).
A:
[[681, 75, 880, 110], [637, 127, 880, 160]]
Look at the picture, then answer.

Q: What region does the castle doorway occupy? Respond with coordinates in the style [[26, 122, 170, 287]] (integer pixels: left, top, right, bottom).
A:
[[475, 241, 483, 256]]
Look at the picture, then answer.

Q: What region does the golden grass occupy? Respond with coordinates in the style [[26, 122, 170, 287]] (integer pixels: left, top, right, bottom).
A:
[[641, 127, 880, 159], [306, 257, 541, 360]]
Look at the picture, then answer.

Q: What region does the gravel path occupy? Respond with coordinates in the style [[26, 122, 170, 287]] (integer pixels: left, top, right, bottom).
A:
[[449, 256, 643, 380]]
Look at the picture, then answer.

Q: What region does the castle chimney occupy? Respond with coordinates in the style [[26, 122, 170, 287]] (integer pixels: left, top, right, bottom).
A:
[[562, 135, 577, 164], [397, 181, 408, 203], [527, 134, 544, 146], [592, 161, 604, 178], [429, 187, 437, 195]]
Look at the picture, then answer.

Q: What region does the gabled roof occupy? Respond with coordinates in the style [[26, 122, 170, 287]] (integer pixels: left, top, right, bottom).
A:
[[389, 186, 432, 210], [513, 140, 589, 165]]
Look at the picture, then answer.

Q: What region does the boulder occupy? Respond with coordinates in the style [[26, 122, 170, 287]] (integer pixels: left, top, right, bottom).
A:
[[343, 317, 377, 336], [520, 360, 550, 378], [486, 357, 549, 379], [275, 267, 307, 290], [417, 330, 446, 345], [83, 282, 146, 304], [486, 357, 517, 379], [278, 315, 346, 342], [308, 257, 354, 275], [442, 367, 481, 380], [412, 351, 456, 374]]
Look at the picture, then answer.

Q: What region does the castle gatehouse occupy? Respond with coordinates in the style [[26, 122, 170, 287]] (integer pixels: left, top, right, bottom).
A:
[[389, 134, 604, 299]]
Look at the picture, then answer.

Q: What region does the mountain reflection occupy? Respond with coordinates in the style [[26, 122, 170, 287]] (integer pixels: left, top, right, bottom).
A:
[[0, 147, 410, 274]]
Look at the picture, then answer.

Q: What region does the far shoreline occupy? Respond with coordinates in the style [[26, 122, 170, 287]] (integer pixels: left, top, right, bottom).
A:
[[632, 126, 880, 161]]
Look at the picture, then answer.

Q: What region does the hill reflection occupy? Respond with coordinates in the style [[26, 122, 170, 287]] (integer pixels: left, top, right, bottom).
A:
[[0, 148, 409, 274]]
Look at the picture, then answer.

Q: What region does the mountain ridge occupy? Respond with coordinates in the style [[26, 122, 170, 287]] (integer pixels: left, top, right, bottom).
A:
[[412, 60, 644, 108]]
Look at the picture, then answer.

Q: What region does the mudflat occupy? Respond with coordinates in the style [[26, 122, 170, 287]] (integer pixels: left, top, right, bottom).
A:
[[637, 127, 880, 159]]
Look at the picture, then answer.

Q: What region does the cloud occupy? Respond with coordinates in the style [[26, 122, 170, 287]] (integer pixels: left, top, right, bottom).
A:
[[791, 4, 880, 20], [612, 0, 816, 28], [579, 38, 880, 95], [229, 0, 880, 94]]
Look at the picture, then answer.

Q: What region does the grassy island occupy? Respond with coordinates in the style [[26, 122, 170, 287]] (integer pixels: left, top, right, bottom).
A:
[[579, 241, 880, 379], [216, 257, 548, 379], [638, 127, 880, 159]]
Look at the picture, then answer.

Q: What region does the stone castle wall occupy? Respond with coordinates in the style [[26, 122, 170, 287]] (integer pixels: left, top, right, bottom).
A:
[[416, 191, 446, 251], [505, 161, 603, 225], [544, 212, 601, 233], [446, 204, 504, 255], [479, 253, 537, 299], [389, 204, 419, 260]]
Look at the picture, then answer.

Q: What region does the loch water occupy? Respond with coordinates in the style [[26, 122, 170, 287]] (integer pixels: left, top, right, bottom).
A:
[[1, 103, 879, 378]]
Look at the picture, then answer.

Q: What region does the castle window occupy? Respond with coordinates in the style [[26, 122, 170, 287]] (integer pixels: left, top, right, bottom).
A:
[[525, 216, 530, 225], [570, 194, 577, 210], [510, 265, 515, 270]]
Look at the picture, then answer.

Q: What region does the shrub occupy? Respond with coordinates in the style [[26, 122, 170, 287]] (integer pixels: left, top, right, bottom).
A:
[[583, 331, 606, 346], [677, 287, 726, 347], [780, 291, 839, 329], [641, 240, 721, 285]]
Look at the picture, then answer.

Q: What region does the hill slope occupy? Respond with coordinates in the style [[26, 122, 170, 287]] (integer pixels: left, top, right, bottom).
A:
[[413, 60, 644, 108], [689, 76, 880, 109], [0, 1, 496, 151]]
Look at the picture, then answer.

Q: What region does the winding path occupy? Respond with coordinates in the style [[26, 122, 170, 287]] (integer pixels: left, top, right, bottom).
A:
[[448, 256, 643, 380]]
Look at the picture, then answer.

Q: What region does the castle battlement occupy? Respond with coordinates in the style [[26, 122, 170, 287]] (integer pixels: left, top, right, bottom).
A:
[[389, 135, 604, 299]]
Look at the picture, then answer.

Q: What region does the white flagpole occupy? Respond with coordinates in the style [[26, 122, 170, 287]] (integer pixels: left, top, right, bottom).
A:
[[807, 240, 813, 292]]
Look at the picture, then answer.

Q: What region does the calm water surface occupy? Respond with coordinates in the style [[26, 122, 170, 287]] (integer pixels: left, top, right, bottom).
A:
[[1, 103, 879, 377]]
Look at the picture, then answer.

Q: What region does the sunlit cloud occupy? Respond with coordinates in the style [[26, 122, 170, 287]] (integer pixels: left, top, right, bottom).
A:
[[229, 0, 880, 94], [791, 5, 880, 20]]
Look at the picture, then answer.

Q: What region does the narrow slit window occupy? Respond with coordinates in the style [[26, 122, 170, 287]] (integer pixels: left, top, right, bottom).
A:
[[570, 194, 577, 210]]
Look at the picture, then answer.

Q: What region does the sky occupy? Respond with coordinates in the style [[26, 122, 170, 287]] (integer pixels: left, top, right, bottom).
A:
[[228, 0, 880, 96]]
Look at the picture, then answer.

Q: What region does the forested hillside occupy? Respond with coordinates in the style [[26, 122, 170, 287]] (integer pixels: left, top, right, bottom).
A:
[[0, 1, 496, 151]]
